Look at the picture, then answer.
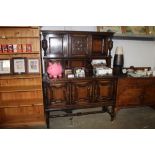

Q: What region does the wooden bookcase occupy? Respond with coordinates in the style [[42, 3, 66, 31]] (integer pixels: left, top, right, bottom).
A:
[[0, 27, 45, 128]]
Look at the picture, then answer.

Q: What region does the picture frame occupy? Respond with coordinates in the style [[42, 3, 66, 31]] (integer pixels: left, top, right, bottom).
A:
[[97, 26, 122, 34], [124, 26, 147, 35], [0, 59, 11, 74], [13, 58, 26, 74], [148, 26, 155, 35], [27, 58, 40, 74]]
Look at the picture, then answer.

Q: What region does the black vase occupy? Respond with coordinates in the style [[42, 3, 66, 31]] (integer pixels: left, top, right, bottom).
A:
[[113, 54, 124, 67], [113, 54, 124, 75]]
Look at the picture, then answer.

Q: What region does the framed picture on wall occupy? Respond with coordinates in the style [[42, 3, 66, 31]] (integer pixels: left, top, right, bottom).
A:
[[27, 58, 40, 73], [0, 59, 11, 74], [97, 26, 122, 34], [124, 26, 147, 35], [148, 26, 155, 35], [13, 58, 26, 74]]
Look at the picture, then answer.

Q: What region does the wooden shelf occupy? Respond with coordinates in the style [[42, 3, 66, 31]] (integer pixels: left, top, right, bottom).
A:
[[0, 52, 40, 55], [0, 85, 42, 92], [0, 74, 41, 79], [0, 27, 45, 128], [43, 56, 111, 59], [0, 36, 39, 39]]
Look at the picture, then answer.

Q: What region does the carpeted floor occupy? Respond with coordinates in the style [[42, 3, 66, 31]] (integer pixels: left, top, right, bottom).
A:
[[48, 106, 155, 129]]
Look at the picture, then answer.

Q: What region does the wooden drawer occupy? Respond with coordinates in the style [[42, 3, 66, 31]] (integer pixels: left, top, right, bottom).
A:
[[118, 78, 155, 87], [0, 105, 44, 125], [0, 90, 43, 107]]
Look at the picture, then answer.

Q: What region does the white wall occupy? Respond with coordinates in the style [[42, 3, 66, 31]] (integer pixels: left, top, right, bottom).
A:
[[41, 26, 155, 69], [41, 26, 97, 31], [112, 40, 155, 69]]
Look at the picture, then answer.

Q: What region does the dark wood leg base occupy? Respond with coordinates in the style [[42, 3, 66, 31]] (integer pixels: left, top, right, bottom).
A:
[[46, 112, 50, 128]]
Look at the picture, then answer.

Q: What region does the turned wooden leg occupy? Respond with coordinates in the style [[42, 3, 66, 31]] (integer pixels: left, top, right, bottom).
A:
[[65, 109, 72, 114], [102, 106, 107, 112], [110, 106, 116, 121], [46, 112, 50, 128]]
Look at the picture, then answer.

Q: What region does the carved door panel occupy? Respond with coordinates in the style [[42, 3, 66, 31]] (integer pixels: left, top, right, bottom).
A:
[[47, 82, 70, 107], [69, 34, 91, 57], [71, 80, 93, 105], [94, 79, 116, 103], [42, 33, 68, 57]]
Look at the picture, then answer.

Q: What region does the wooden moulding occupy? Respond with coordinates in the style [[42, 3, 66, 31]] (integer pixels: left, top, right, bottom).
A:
[[0, 98, 43, 108], [0, 27, 40, 38]]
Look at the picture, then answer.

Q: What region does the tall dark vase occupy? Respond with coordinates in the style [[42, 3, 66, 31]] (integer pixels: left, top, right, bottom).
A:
[[113, 47, 124, 75]]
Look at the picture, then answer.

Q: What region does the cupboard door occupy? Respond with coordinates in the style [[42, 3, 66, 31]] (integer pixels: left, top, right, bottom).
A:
[[45, 33, 68, 57], [71, 80, 93, 105], [94, 79, 116, 103], [117, 87, 143, 107], [69, 34, 91, 57], [47, 82, 69, 107], [143, 82, 155, 106], [116, 78, 144, 107], [92, 36, 107, 56]]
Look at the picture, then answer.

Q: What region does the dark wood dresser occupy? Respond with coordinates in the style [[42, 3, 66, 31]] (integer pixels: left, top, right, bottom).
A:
[[41, 30, 117, 128]]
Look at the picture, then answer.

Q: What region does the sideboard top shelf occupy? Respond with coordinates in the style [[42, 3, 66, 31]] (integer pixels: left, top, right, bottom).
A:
[[41, 30, 114, 36], [41, 30, 155, 41]]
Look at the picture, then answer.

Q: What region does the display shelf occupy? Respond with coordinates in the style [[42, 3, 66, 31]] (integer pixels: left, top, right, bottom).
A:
[[0, 36, 39, 39], [0, 27, 45, 128], [0, 74, 41, 79], [0, 52, 40, 55]]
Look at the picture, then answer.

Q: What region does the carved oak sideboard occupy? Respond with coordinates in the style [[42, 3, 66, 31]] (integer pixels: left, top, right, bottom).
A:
[[41, 30, 116, 128]]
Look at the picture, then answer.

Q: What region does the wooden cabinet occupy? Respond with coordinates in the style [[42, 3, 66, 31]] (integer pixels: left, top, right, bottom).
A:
[[43, 77, 117, 127], [42, 31, 113, 59], [0, 27, 45, 128], [41, 31, 115, 128], [116, 77, 155, 109]]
